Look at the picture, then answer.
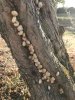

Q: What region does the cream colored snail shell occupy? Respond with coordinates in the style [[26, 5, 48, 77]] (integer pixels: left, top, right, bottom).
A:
[[17, 25, 23, 31], [26, 39, 30, 45], [42, 69, 46, 73], [11, 11, 18, 16], [14, 21, 19, 27], [35, 62, 39, 66], [39, 79, 42, 84], [48, 86, 51, 90], [29, 48, 34, 52], [39, 69, 43, 73], [37, 61, 40, 65], [22, 41, 26, 46], [37, 65, 43, 69], [30, 51, 34, 54], [47, 79, 50, 82], [50, 77, 55, 83], [29, 44, 33, 50], [33, 53, 37, 59], [38, 2, 43, 8], [12, 17, 17, 23], [45, 72, 50, 77], [18, 31, 23, 36], [56, 72, 60, 76], [34, 58, 39, 63], [42, 75, 47, 80]]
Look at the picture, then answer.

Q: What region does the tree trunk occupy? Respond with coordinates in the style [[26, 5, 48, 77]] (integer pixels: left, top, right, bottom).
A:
[[0, 0, 75, 100]]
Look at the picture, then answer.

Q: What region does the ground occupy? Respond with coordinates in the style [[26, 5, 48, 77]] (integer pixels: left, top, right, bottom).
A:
[[63, 31, 75, 70], [0, 30, 75, 99]]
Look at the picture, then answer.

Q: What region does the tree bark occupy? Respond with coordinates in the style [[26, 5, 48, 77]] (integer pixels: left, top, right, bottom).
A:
[[0, 0, 75, 100]]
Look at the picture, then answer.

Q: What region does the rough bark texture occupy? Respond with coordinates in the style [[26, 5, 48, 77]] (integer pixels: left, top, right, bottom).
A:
[[0, 0, 75, 100]]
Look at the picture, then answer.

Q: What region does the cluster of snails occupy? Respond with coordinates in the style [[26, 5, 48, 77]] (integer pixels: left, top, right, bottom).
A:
[[11, 10, 55, 84], [11, 10, 58, 91]]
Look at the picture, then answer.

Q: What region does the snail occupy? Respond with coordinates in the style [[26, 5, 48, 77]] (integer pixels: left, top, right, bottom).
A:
[[11, 11, 18, 16], [17, 25, 23, 31]]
